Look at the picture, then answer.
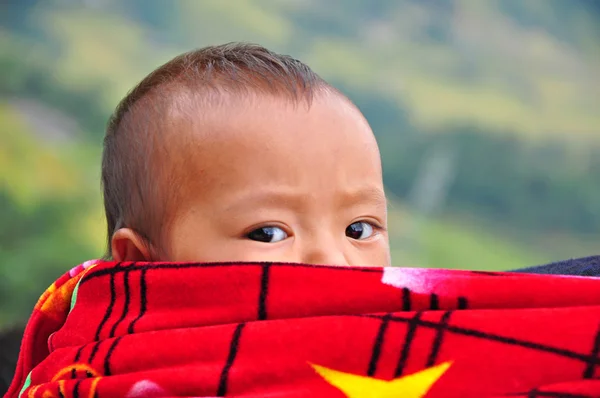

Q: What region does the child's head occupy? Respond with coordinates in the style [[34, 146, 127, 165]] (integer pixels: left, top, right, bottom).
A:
[[102, 43, 390, 267]]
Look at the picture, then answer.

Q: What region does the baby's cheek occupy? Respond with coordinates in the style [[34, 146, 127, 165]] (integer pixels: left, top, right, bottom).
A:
[[226, 243, 297, 264], [367, 237, 391, 267]]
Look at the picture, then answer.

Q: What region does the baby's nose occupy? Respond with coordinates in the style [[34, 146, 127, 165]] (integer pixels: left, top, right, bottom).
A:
[[300, 242, 349, 267]]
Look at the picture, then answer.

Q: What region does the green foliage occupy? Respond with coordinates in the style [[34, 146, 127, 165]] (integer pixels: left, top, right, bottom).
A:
[[0, 40, 110, 140], [0, 104, 100, 327], [0, 191, 95, 325], [339, 80, 600, 235]]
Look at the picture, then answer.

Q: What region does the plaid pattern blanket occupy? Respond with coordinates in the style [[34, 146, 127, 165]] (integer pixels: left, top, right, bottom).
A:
[[5, 260, 600, 397]]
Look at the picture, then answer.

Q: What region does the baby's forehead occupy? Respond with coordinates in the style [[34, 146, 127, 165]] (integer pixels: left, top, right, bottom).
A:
[[154, 87, 370, 179], [170, 85, 353, 127], [169, 90, 376, 167], [156, 89, 382, 232]]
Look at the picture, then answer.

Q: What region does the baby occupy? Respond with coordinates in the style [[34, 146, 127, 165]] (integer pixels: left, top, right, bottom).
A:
[[8, 46, 599, 395], [102, 42, 391, 267]]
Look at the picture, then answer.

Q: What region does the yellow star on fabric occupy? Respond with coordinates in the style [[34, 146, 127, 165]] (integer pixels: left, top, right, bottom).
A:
[[311, 361, 452, 398]]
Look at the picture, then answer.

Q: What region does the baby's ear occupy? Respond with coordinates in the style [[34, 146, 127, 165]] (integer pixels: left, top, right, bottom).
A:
[[111, 228, 152, 262]]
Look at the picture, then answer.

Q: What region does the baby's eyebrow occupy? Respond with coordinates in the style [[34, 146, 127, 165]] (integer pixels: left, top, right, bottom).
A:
[[339, 187, 387, 207], [221, 189, 305, 213], [221, 186, 387, 214]]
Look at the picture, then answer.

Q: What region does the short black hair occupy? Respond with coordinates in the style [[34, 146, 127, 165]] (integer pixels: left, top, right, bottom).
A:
[[102, 43, 331, 258]]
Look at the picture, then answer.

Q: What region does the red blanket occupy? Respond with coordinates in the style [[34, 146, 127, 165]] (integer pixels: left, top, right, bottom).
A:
[[5, 260, 600, 397]]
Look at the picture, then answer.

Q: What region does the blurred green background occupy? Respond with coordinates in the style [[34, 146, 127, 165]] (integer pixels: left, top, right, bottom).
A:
[[1, 0, 599, 328]]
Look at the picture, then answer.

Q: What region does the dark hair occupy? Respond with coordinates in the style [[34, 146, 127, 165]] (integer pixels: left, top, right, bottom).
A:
[[102, 42, 331, 258]]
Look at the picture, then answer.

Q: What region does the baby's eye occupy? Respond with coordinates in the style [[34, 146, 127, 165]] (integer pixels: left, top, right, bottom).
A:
[[247, 226, 288, 243], [345, 221, 375, 240]]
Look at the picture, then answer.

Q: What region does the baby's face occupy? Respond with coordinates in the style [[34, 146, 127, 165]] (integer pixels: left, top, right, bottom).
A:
[[166, 93, 390, 267]]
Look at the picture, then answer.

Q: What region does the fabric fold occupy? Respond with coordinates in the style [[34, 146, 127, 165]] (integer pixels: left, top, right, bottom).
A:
[[5, 260, 600, 398]]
